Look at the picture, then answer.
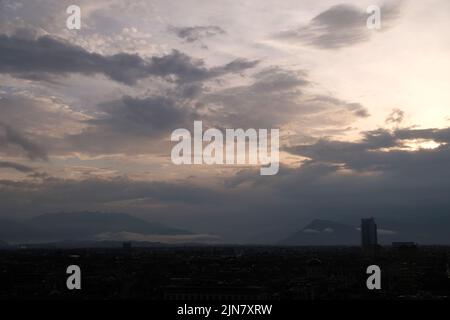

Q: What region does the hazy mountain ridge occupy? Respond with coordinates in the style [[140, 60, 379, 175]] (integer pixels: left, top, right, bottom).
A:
[[2, 212, 449, 247], [0, 211, 192, 243], [278, 217, 447, 245], [280, 219, 360, 245]]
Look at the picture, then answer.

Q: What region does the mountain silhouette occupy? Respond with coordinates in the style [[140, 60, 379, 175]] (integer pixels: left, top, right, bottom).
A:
[[0, 212, 191, 243], [280, 219, 359, 245]]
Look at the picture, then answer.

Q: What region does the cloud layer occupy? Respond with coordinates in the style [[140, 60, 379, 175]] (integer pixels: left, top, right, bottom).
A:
[[0, 34, 257, 84], [275, 3, 400, 49]]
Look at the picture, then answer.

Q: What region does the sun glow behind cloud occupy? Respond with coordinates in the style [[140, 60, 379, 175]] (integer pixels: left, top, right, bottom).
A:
[[402, 139, 444, 151], [378, 139, 444, 152]]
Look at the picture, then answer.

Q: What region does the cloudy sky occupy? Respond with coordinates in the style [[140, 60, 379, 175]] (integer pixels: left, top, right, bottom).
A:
[[1, 0, 450, 243]]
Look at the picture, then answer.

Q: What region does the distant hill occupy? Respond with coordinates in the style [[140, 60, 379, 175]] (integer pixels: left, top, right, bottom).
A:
[[278, 218, 428, 246], [0, 239, 8, 248], [31, 211, 191, 235], [0, 212, 192, 243], [280, 219, 360, 246]]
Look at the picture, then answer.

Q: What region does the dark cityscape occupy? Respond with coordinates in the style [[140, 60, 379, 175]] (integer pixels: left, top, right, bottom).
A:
[[1, 218, 450, 301]]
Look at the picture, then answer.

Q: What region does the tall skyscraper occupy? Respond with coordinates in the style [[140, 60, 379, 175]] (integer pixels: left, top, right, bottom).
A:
[[361, 218, 378, 254]]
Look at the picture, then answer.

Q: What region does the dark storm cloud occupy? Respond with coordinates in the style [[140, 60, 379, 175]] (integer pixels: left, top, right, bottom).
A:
[[275, 3, 400, 49], [0, 161, 34, 173], [64, 95, 195, 155], [147, 49, 258, 83], [0, 34, 258, 84], [87, 95, 191, 136], [286, 127, 450, 172], [172, 25, 226, 42], [226, 127, 450, 204], [0, 175, 223, 215], [274, 156, 450, 221], [395, 127, 450, 143], [0, 123, 48, 160]]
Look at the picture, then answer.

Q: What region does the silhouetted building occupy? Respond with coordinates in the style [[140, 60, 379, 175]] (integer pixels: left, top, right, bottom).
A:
[[361, 218, 377, 255]]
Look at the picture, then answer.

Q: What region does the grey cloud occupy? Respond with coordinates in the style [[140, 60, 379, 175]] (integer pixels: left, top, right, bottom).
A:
[[0, 161, 34, 173], [0, 93, 86, 135], [145, 49, 258, 83], [287, 128, 397, 158], [287, 127, 450, 172], [65, 95, 194, 155], [0, 94, 87, 160], [219, 59, 260, 74], [200, 67, 311, 128], [201, 67, 368, 130], [87, 95, 191, 135], [1, 91, 185, 158], [275, 3, 400, 49], [395, 127, 450, 143], [0, 123, 48, 160], [0, 34, 258, 84], [306, 95, 369, 118], [385, 108, 405, 124], [1, 66, 365, 158], [0, 175, 224, 216], [172, 25, 226, 43], [0, 34, 148, 84]]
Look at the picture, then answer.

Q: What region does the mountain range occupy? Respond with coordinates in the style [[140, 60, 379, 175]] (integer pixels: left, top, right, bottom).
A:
[[280, 219, 360, 245], [279, 217, 450, 245], [1, 212, 449, 247], [0, 211, 193, 244]]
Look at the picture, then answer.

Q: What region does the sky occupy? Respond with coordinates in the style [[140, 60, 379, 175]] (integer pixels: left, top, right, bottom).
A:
[[1, 0, 450, 243]]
